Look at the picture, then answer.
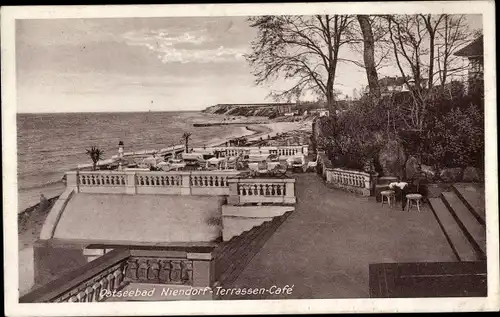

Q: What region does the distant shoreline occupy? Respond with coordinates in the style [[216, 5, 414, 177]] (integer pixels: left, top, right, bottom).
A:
[[193, 121, 267, 127]]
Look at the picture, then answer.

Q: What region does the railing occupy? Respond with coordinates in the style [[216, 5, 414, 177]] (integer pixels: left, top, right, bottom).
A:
[[135, 172, 182, 187], [191, 145, 309, 158], [228, 178, 296, 204], [20, 249, 130, 303], [69, 170, 241, 195], [325, 168, 376, 197], [19, 247, 213, 303], [78, 171, 127, 187], [315, 151, 376, 196]]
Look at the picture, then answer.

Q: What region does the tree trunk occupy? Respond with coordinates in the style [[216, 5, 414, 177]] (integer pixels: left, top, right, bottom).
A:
[[357, 15, 380, 101], [93, 162, 97, 171]]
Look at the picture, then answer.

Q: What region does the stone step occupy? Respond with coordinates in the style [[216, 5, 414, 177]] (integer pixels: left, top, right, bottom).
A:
[[428, 198, 478, 262], [452, 183, 485, 225], [216, 212, 291, 287], [441, 191, 486, 259], [217, 220, 274, 286], [215, 222, 270, 278]]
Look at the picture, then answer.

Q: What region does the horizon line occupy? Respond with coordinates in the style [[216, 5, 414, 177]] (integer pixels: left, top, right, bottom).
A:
[[16, 109, 204, 115]]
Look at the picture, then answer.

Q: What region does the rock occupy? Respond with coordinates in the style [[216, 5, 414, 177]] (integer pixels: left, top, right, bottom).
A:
[[405, 156, 419, 179], [462, 166, 482, 182], [378, 138, 406, 177], [439, 167, 464, 183]]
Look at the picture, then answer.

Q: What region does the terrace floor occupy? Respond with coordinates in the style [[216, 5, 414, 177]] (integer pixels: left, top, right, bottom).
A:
[[221, 173, 456, 299]]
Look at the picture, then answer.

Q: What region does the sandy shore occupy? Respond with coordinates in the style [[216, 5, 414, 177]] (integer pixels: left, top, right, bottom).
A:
[[18, 183, 66, 214]]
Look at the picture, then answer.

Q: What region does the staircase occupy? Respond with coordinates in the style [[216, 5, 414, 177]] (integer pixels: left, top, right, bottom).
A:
[[213, 211, 292, 288], [428, 183, 486, 261]]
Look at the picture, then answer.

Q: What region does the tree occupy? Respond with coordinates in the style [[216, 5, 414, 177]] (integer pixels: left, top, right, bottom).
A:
[[181, 132, 192, 153], [246, 15, 356, 113], [435, 15, 473, 89], [357, 15, 381, 100], [384, 14, 475, 131], [86, 146, 104, 171]]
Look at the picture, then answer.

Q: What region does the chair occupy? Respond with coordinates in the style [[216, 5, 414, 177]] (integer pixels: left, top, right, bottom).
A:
[[406, 193, 423, 212], [381, 190, 395, 208]]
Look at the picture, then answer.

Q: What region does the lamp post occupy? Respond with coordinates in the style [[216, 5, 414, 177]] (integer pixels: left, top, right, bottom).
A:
[[118, 141, 124, 170]]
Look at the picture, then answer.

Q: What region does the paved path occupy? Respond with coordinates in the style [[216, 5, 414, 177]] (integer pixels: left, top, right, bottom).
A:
[[223, 173, 455, 299]]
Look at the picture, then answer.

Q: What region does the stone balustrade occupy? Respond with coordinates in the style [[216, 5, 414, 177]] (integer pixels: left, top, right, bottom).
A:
[[227, 178, 296, 205], [68, 170, 241, 195], [20, 249, 130, 303], [324, 168, 376, 196], [69, 171, 297, 203], [20, 248, 215, 303], [191, 145, 308, 158]]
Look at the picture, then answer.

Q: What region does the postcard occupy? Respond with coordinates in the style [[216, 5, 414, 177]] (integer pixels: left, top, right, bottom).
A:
[[2, 1, 498, 315]]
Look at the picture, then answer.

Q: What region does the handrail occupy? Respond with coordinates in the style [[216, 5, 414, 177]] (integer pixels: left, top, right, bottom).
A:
[[20, 249, 131, 303]]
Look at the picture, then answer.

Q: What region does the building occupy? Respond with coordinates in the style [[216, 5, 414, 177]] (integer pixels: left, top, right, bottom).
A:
[[454, 36, 484, 95], [309, 108, 329, 117], [371, 76, 430, 97]]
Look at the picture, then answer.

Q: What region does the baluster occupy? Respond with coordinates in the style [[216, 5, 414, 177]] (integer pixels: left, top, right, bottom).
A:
[[92, 282, 101, 302], [264, 184, 270, 196], [76, 291, 87, 302], [85, 286, 94, 302], [106, 273, 115, 292], [159, 260, 172, 283], [148, 260, 160, 280], [125, 259, 138, 280], [170, 260, 182, 282], [214, 176, 219, 187], [180, 261, 192, 284], [113, 269, 123, 289], [91, 175, 96, 185]]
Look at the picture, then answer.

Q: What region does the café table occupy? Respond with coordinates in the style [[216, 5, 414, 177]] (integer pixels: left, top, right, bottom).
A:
[[389, 182, 409, 211]]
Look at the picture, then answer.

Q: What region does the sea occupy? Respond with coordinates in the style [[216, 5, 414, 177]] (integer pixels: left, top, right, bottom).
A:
[[16, 111, 252, 213]]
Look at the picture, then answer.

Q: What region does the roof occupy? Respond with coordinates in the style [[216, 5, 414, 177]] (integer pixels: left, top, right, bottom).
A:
[[52, 193, 224, 243], [455, 36, 483, 57]]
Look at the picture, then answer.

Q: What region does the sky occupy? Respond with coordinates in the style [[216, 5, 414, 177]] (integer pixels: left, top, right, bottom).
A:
[[16, 15, 483, 113]]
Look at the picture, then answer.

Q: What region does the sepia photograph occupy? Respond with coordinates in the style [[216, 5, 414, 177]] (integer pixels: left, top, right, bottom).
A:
[[2, 2, 498, 315]]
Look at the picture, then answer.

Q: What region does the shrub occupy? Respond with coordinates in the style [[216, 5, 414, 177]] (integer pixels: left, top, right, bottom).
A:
[[421, 101, 484, 169], [316, 99, 386, 171]]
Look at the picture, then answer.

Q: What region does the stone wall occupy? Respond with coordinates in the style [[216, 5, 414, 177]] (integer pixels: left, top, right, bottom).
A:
[[213, 211, 292, 289]]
